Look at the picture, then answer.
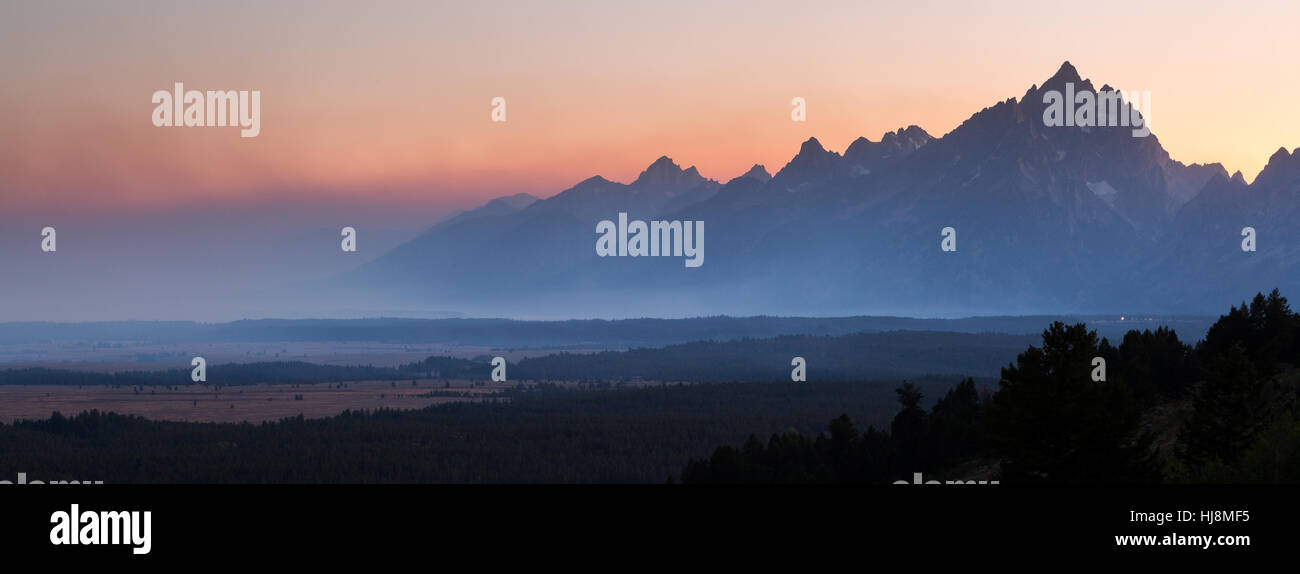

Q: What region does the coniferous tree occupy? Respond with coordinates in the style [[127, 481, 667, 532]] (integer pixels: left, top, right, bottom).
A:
[[1179, 343, 1267, 466], [1116, 327, 1191, 404], [927, 377, 983, 470], [986, 322, 1158, 483], [890, 383, 926, 472]]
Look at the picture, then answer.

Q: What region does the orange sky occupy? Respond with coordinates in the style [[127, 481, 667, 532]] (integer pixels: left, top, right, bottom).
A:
[[2, 0, 1298, 214]]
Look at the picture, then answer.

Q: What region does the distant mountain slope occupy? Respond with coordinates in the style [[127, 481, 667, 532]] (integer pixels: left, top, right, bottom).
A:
[[1143, 148, 1300, 311], [442, 193, 539, 225]]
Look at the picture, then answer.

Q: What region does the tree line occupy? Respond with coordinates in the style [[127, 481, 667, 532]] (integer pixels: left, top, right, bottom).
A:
[[0, 331, 1035, 386], [682, 289, 1300, 484]]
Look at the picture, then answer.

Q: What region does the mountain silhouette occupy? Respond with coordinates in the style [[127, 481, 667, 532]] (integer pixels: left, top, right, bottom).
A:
[[338, 63, 1295, 317]]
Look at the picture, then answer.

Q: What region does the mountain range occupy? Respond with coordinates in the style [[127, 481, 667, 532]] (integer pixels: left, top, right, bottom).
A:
[[333, 62, 1300, 318]]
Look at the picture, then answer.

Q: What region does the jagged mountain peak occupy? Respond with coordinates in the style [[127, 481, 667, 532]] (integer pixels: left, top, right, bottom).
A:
[[773, 137, 842, 184], [1050, 60, 1082, 85], [844, 126, 933, 174], [1254, 146, 1300, 189], [720, 164, 773, 188], [636, 155, 682, 180], [799, 137, 827, 154], [740, 164, 771, 182], [880, 125, 933, 148], [1187, 168, 1252, 206], [1022, 61, 1096, 104], [633, 155, 706, 191]]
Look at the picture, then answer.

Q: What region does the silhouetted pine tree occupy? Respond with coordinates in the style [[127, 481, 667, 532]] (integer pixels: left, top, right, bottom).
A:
[[1179, 343, 1267, 466], [890, 383, 926, 472], [986, 322, 1158, 484], [927, 377, 983, 470], [1200, 289, 1297, 374], [1115, 327, 1192, 404]]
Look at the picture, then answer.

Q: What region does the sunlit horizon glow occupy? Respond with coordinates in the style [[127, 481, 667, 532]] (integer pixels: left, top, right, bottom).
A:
[[2, 0, 1298, 216]]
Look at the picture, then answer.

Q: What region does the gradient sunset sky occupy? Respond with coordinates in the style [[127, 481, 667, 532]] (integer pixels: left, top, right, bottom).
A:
[[2, 0, 1298, 217]]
